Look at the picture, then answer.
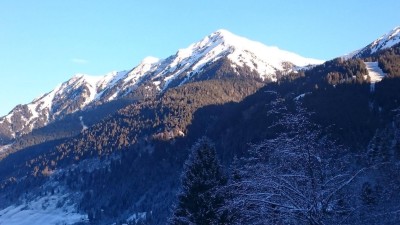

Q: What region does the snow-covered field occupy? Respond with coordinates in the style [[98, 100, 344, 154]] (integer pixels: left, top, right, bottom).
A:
[[0, 194, 87, 225]]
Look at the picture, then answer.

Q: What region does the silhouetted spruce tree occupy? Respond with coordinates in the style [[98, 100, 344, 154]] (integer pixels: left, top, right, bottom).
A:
[[169, 137, 227, 225]]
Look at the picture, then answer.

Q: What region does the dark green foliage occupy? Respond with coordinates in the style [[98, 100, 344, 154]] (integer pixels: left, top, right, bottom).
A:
[[0, 98, 134, 160], [302, 83, 376, 148], [366, 42, 400, 77], [49, 78, 263, 164], [362, 43, 400, 84], [170, 137, 227, 225], [305, 57, 368, 87]]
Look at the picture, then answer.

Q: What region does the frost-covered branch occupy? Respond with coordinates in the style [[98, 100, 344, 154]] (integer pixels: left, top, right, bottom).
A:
[[224, 100, 366, 224]]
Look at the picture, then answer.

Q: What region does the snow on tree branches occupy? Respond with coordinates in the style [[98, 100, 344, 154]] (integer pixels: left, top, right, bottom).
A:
[[224, 99, 366, 225]]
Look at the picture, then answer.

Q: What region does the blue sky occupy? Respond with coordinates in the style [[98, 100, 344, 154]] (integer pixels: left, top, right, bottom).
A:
[[1, 0, 399, 116]]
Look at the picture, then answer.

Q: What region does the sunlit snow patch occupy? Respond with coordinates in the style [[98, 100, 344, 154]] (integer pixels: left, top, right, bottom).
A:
[[127, 212, 147, 224], [294, 92, 311, 101], [364, 61, 386, 92], [0, 194, 87, 225]]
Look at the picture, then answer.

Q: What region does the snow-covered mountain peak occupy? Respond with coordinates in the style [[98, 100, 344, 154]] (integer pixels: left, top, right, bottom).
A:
[[212, 29, 233, 37], [130, 56, 161, 75], [151, 29, 323, 88], [370, 26, 400, 53], [206, 29, 240, 44], [215, 29, 323, 67], [208, 29, 259, 46], [63, 73, 102, 92], [208, 29, 322, 64], [122, 57, 160, 87], [345, 26, 400, 59], [141, 56, 160, 64], [0, 29, 323, 142], [387, 26, 400, 39]]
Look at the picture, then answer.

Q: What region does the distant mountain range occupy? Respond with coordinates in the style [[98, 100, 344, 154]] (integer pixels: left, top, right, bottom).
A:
[[0, 29, 323, 144]]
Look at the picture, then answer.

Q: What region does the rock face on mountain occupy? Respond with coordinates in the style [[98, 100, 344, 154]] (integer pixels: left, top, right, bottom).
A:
[[0, 30, 322, 144]]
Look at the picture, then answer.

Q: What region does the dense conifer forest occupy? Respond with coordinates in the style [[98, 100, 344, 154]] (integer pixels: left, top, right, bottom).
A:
[[1, 41, 400, 225]]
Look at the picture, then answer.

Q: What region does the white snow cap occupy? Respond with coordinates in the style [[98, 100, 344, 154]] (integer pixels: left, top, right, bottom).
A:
[[344, 26, 400, 58], [153, 28, 323, 86], [141, 56, 160, 64], [210, 29, 323, 66], [0, 29, 324, 138], [370, 26, 400, 53]]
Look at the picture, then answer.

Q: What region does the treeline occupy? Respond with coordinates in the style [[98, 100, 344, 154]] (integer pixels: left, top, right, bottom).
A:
[[377, 43, 400, 77], [305, 57, 368, 86]]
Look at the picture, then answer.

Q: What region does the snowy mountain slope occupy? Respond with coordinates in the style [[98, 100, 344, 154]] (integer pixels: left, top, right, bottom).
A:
[[0, 72, 127, 143], [0, 65, 157, 142], [0, 29, 323, 143], [0, 172, 87, 225], [145, 29, 323, 90], [0, 193, 87, 225], [345, 26, 400, 59]]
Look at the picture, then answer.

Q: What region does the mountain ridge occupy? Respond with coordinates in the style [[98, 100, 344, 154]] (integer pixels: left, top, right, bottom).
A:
[[345, 26, 400, 59], [0, 29, 323, 143]]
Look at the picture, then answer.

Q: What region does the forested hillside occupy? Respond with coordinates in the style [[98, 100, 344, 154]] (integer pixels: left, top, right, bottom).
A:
[[1, 32, 400, 225]]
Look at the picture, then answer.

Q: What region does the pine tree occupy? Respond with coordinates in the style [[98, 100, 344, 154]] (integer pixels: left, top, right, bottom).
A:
[[169, 137, 227, 225]]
